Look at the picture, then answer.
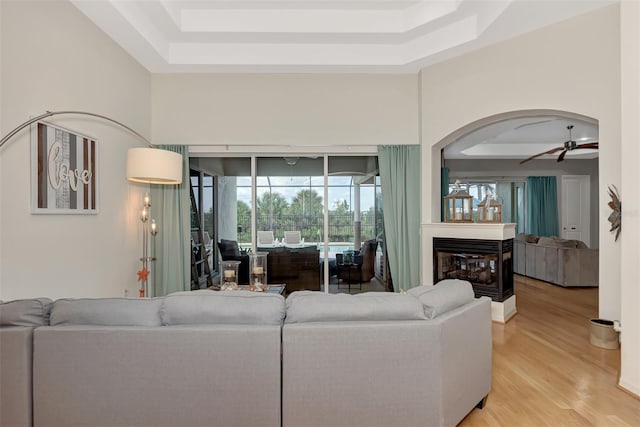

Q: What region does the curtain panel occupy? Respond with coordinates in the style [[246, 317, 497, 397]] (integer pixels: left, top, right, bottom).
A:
[[525, 176, 559, 237], [441, 166, 449, 222], [151, 145, 191, 296], [378, 145, 421, 292]]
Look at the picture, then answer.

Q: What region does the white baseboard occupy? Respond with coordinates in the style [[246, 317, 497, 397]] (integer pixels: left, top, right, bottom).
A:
[[618, 379, 640, 400], [491, 295, 517, 323]]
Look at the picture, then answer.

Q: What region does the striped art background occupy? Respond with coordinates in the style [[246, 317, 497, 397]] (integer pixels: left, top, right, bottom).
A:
[[34, 122, 98, 213]]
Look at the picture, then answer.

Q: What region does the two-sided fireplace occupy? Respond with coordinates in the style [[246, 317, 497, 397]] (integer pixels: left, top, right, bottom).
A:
[[433, 237, 513, 302]]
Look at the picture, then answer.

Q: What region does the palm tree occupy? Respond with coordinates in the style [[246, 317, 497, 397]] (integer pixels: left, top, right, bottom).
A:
[[289, 189, 323, 216], [288, 190, 323, 239], [256, 192, 289, 230]]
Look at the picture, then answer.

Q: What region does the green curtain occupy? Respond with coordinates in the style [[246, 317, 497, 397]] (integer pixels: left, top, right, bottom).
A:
[[378, 145, 421, 292], [440, 166, 449, 221], [150, 145, 190, 296], [525, 176, 559, 237]]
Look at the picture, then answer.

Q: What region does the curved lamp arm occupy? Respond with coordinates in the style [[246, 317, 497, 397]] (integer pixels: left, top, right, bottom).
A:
[[0, 110, 182, 184], [0, 110, 153, 149]]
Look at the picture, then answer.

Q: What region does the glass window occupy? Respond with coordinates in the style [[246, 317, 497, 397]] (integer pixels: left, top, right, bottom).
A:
[[448, 179, 525, 231], [256, 157, 324, 245], [190, 155, 387, 293]]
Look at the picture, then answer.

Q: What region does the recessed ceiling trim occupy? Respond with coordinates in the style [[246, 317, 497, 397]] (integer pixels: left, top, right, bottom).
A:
[[70, 0, 616, 73]]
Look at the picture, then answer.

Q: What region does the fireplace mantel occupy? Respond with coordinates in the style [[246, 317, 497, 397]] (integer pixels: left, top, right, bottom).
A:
[[422, 222, 516, 241]]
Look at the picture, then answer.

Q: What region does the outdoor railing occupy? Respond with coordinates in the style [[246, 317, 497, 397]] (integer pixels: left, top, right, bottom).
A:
[[237, 213, 380, 244]]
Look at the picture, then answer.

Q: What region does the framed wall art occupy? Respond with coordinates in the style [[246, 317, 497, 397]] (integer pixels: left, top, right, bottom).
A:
[[31, 121, 99, 214]]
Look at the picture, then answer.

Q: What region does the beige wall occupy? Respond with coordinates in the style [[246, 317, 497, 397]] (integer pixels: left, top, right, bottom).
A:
[[151, 73, 419, 152], [419, 4, 640, 395], [0, 1, 151, 299], [620, 0, 640, 398]]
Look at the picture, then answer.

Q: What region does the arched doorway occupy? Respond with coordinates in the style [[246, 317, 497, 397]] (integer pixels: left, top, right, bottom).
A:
[[431, 108, 600, 290]]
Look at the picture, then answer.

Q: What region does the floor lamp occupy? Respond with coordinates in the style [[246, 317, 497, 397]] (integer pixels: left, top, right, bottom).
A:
[[0, 110, 183, 297]]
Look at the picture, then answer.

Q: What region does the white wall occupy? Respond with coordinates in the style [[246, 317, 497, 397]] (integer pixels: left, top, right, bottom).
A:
[[619, 0, 640, 398], [419, 4, 639, 395], [151, 74, 419, 151], [0, 1, 151, 300]]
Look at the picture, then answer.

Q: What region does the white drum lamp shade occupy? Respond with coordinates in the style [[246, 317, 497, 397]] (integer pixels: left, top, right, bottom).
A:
[[127, 147, 183, 184]]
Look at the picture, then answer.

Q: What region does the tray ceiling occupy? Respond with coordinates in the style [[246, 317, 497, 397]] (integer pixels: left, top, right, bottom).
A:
[[71, 0, 615, 73]]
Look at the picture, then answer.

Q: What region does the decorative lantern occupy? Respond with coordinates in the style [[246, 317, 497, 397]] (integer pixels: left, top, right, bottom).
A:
[[220, 260, 241, 290], [249, 252, 268, 292], [478, 196, 502, 223], [443, 180, 473, 223]]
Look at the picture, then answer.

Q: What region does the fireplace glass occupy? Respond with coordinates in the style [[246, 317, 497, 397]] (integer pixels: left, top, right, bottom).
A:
[[433, 237, 513, 302]]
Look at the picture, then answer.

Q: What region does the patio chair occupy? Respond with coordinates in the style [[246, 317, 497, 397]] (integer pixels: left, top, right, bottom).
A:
[[284, 231, 302, 245], [337, 239, 378, 283], [257, 230, 275, 246]]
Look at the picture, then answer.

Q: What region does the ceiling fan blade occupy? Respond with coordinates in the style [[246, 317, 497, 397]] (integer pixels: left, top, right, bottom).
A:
[[557, 149, 569, 162], [519, 146, 565, 164], [574, 142, 599, 149]]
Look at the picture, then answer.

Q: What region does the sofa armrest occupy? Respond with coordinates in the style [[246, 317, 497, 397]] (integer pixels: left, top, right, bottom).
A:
[[438, 297, 492, 426], [282, 297, 492, 427], [558, 247, 599, 287], [0, 327, 33, 427]]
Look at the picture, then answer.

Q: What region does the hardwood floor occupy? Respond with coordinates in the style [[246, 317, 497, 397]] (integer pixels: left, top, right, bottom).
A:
[[459, 275, 640, 426]]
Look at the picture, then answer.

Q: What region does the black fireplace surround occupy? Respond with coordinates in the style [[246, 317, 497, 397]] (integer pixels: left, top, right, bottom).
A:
[[433, 237, 513, 302]]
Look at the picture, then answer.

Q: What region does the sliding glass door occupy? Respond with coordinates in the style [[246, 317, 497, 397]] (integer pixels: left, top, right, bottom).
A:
[[256, 157, 324, 245], [190, 155, 385, 293]]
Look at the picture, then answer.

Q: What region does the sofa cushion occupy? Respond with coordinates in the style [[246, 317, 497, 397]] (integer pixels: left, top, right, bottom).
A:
[[575, 240, 589, 249], [161, 290, 285, 325], [0, 298, 53, 326], [525, 234, 539, 243], [516, 233, 539, 243], [50, 298, 163, 326], [538, 236, 579, 248], [408, 279, 475, 319], [285, 291, 426, 324]]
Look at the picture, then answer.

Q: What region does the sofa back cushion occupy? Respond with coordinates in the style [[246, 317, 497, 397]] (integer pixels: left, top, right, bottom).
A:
[[537, 236, 584, 249], [161, 290, 285, 325], [285, 291, 426, 324], [50, 298, 163, 326], [408, 279, 475, 319], [0, 298, 53, 326]]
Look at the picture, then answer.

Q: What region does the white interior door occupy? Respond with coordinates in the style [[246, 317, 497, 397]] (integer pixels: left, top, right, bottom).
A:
[[561, 175, 590, 246]]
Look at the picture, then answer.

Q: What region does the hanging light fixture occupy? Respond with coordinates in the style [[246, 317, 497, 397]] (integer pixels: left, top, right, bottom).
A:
[[0, 110, 183, 184]]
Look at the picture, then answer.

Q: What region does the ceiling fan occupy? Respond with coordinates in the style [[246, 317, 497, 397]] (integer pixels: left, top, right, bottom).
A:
[[519, 125, 599, 164]]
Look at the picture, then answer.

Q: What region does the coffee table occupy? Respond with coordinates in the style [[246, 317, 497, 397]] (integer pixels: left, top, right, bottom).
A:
[[208, 284, 286, 295]]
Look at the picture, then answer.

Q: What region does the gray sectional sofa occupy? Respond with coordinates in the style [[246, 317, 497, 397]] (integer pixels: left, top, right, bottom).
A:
[[0, 281, 491, 427], [513, 233, 599, 287]]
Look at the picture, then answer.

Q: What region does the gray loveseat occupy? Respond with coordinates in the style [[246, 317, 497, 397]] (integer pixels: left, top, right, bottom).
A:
[[513, 233, 599, 287], [1, 280, 491, 427]]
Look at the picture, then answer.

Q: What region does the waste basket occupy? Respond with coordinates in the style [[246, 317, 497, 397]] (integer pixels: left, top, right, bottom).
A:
[[589, 319, 619, 349]]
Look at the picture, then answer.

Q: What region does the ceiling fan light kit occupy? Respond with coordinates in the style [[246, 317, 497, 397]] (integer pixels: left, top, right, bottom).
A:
[[519, 124, 599, 164]]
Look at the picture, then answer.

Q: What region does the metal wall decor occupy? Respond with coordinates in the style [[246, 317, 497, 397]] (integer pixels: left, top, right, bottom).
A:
[[607, 185, 621, 241]]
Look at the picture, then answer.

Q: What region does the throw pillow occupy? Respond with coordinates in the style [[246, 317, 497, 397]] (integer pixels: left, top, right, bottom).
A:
[[524, 234, 539, 243], [537, 236, 557, 246], [219, 239, 241, 257]]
